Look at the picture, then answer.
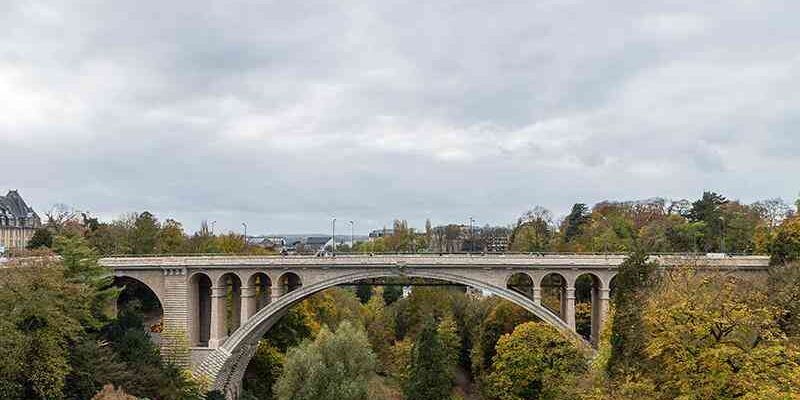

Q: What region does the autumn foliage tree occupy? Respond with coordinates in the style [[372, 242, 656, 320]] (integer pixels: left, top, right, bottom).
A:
[[486, 322, 586, 400]]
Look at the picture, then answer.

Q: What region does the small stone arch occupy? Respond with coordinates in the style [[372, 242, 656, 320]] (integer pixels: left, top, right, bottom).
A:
[[218, 273, 244, 337], [197, 270, 593, 399], [189, 272, 213, 347], [540, 272, 567, 321], [113, 276, 164, 337], [247, 273, 272, 313], [506, 272, 534, 300], [277, 272, 302, 295], [574, 273, 602, 344]]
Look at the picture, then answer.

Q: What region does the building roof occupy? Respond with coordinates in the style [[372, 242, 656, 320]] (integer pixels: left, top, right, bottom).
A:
[[304, 236, 332, 245], [0, 190, 39, 220]]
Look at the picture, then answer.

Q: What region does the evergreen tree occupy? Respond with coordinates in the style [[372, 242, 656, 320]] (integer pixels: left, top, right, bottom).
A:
[[404, 319, 453, 400], [563, 203, 591, 243], [27, 228, 53, 249], [54, 234, 119, 329], [688, 192, 728, 251]]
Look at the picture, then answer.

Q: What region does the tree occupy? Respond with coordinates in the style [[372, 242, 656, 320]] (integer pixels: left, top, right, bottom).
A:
[[770, 215, 800, 265], [688, 192, 728, 252], [562, 203, 591, 244], [54, 234, 118, 329], [27, 228, 53, 249], [0, 260, 90, 399], [642, 268, 800, 399], [486, 322, 586, 400], [767, 262, 800, 336], [362, 288, 395, 374], [510, 206, 554, 252], [437, 314, 461, 377], [157, 219, 186, 254], [607, 251, 659, 376], [752, 198, 793, 229], [472, 301, 535, 376], [275, 321, 376, 400], [91, 385, 137, 400], [404, 319, 453, 400], [131, 212, 160, 254], [242, 341, 284, 400]]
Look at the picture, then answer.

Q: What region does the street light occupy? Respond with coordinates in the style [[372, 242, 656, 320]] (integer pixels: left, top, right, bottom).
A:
[[469, 217, 475, 253], [211, 220, 217, 235], [349, 220, 355, 251], [242, 222, 248, 247], [332, 218, 336, 257]]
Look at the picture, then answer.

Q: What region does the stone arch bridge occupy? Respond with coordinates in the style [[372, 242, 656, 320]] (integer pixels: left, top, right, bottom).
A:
[[100, 254, 769, 399]]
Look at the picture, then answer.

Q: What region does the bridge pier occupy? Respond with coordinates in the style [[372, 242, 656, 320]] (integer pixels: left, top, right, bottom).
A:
[[209, 285, 227, 348], [565, 285, 576, 330], [240, 285, 257, 321], [597, 288, 610, 342], [532, 285, 542, 305]]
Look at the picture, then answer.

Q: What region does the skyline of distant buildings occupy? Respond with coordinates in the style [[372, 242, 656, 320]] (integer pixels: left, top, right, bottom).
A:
[[0, 189, 512, 254]]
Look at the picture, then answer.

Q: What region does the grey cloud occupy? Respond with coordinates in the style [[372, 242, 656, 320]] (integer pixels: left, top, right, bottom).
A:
[[1, 0, 799, 233]]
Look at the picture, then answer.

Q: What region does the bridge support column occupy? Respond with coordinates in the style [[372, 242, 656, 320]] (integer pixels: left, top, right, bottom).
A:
[[597, 288, 611, 340], [533, 286, 542, 306], [209, 285, 227, 348], [565, 286, 576, 331], [241, 285, 257, 322], [271, 280, 284, 303]]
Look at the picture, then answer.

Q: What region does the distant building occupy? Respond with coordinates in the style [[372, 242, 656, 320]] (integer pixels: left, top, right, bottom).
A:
[[246, 236, 288, 252], [368, 228, 394, 241], [484, 233, 509, 253], [0, 190, 42, 252], [297, 236, 332, 254]]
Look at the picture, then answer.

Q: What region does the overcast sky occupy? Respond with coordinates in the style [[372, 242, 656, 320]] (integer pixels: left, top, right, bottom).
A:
[[2, 1, 799, 234]]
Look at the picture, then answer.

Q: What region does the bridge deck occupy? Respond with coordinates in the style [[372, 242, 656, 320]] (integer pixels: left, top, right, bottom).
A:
[[100, 253, 770, 269]]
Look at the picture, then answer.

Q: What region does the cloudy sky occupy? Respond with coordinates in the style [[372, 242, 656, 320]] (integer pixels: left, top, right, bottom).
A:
[[2, 1, 798, 234]]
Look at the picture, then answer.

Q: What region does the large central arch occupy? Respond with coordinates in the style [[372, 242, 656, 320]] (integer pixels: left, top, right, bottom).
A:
[[196, 269, 595, 398]]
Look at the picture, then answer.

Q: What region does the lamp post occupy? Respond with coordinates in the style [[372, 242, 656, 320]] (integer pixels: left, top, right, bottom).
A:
[[469, 217, 475, 253], [242, 222, 247, 248], [211, 220, 217, 235], [332, 218, 336, 257], [349, 220, 355, 251]]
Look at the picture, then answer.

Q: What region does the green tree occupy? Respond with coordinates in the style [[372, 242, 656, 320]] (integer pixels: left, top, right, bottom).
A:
[[27, 228, 53, 249], [242, 341, 284, 400], [562, 203, 591, 244], [0, 260, 90, 399], [472, 301, 535, 376], [437, 314, 461, 377], [607, 251, 659, 376], [264, 307, 314, 352], [486, 322, 586, 400], [131, 211, 160, 254], [275, 321, 376, 400], [688, 192, 728, 252], [54, 234, 118, 329], [404, 319, 453, 400], [157, 219, 186, 254], [362, 288, 395, 374]]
